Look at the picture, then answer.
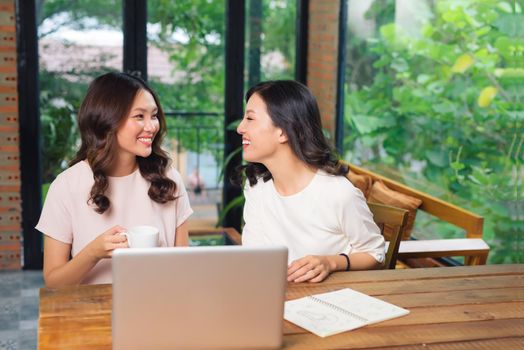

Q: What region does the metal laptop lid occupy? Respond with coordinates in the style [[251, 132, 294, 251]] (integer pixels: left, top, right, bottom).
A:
[[112, 245, 288, 349]]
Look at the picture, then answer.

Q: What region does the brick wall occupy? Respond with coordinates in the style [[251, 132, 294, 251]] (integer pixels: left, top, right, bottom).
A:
[[0, 0, 21, 269], [307, 0, 340, 139]]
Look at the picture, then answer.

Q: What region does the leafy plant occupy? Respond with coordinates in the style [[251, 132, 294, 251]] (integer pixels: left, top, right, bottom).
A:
[[344, 0, 524, 263]]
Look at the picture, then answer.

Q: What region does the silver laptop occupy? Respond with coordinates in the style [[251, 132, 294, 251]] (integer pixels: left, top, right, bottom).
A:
[[112, 245, 288, 349]]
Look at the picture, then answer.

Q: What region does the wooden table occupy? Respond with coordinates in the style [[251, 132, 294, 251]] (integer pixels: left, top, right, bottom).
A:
[[39, 264, 524, 349]]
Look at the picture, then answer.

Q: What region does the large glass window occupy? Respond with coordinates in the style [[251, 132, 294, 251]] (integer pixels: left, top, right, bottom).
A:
[[38, 1, 123, 190], [344, 0, 523, 263], [147, 1, 225, 228], [245, 0, 297, 88], [34, 0, 298, 231]]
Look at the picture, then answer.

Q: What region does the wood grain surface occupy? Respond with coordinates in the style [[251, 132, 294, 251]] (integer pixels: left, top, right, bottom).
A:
[[39, 264, 524, 349]]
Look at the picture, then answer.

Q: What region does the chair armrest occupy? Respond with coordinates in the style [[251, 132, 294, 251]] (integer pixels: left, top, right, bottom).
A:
[[396, 239, 489, 265], [346, 162, 484, 238]]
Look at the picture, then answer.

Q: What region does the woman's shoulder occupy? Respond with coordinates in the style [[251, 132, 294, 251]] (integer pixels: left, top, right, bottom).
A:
[[316, 170, 354, 188], [314, 171, 361, 200], [44, 161, 93, 201], [51, 161, 92, 187]]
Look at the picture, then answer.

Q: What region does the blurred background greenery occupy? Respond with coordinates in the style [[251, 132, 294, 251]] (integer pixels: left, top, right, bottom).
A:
[[344, 0, 523, 263]]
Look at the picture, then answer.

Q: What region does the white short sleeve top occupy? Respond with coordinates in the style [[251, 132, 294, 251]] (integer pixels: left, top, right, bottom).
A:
[[241, 170, 385, 264]]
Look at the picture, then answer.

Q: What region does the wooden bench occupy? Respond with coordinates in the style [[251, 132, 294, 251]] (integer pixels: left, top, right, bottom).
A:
[[348, 163, 490, 266]]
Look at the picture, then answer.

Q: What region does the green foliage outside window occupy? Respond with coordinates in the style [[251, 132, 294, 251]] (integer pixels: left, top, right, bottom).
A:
[[344, 0, 523, 263], [38, 0, 297, 180]]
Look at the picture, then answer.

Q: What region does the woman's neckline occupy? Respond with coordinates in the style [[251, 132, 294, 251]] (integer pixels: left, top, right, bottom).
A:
[[82, 160, 139, 179], [270, 169, 321, 198], [107, 166, 139, 179]]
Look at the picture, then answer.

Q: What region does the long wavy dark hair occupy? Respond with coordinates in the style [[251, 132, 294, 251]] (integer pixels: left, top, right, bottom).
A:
[[233, 80, 348, 187], [70, 72, 176, 214]]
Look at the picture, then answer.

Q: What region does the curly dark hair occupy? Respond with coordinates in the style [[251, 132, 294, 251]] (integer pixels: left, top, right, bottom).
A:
[[70, 72, 176, 214], [233, 80, 348, 187]]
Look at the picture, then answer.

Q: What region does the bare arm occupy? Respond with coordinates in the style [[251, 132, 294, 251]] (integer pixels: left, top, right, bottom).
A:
[[43, 226, 127, 288], [287, 252, 383, 283], [174, 221, 189, 246]]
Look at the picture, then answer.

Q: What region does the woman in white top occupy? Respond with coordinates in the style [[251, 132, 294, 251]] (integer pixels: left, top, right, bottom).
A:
[[236, 80, 384, 283], [37, 73, 193, 287]]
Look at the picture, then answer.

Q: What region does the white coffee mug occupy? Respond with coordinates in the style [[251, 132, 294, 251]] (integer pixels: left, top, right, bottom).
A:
[[124, 225, 159, 248]]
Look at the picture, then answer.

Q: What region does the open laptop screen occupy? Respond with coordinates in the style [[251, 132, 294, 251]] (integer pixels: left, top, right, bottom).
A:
[[112, 245, 288, 349]]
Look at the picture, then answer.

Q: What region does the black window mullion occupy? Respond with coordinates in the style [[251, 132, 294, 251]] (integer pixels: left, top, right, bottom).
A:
[[223, 0, 245, 232], [16, 0, 43, 269], [335, 0, 347, 154], [123, 0, 147, 80], [295, 0, 309, 84]]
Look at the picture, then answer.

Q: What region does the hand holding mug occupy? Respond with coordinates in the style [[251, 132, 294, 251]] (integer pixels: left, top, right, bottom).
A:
[[87, 225, 128, 261]]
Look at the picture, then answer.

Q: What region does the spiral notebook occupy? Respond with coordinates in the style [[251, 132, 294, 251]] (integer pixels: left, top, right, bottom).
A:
[[284, 288, 409, 337]]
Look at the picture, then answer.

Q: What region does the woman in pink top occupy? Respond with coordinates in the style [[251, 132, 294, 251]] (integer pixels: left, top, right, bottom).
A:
[[36, 72, 193, 287]]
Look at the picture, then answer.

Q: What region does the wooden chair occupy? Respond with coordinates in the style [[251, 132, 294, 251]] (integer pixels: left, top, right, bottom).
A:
[[367, 202, 409, 270], [348, 163, 490, 266]]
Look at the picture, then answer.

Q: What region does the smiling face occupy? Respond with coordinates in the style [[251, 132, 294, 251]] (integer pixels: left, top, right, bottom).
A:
[[237, 93, 287, 164], [115, 89, 160, 160]]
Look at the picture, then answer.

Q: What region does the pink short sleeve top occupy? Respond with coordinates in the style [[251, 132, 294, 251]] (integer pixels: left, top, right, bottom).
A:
[[36, 161, 193, 284]]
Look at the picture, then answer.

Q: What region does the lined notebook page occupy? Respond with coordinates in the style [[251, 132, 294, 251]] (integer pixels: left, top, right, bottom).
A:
[[284, 288, 409, 337]]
